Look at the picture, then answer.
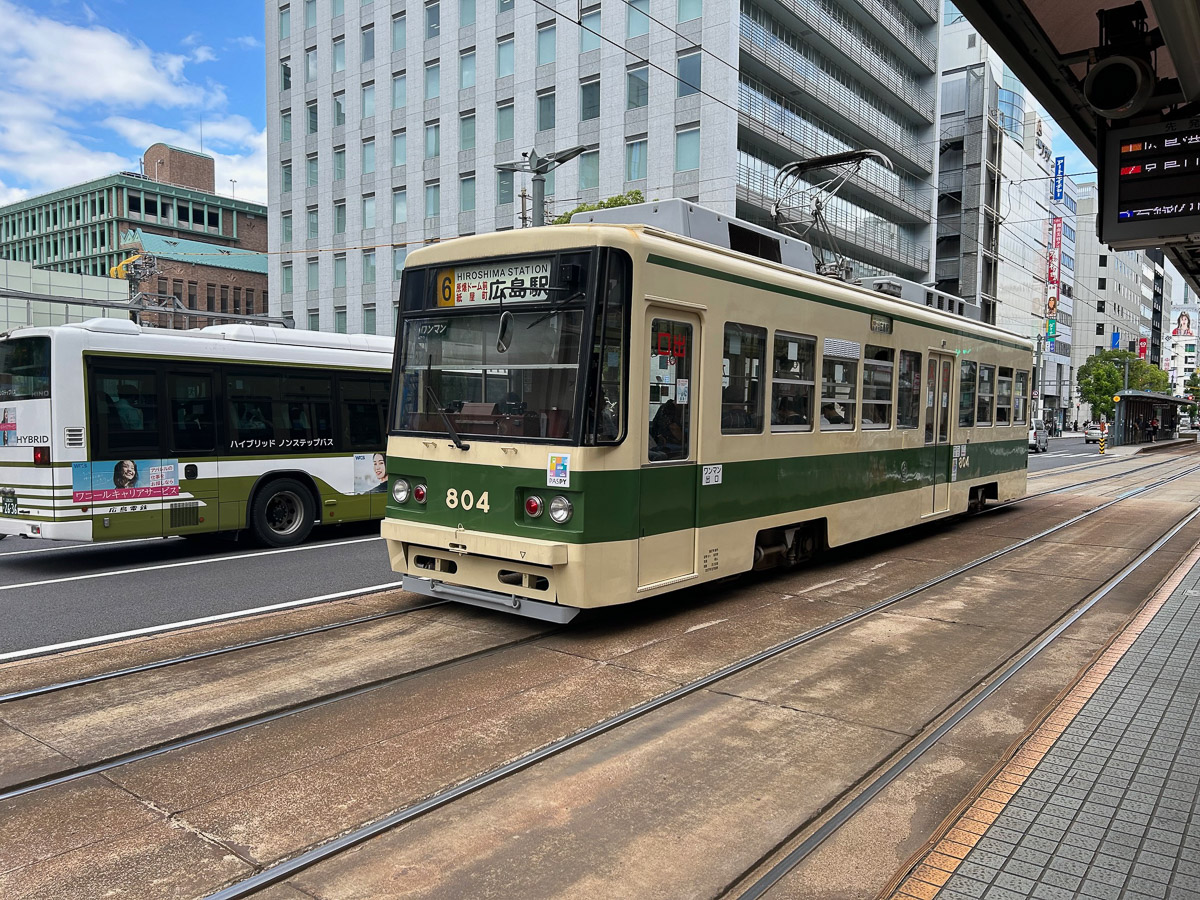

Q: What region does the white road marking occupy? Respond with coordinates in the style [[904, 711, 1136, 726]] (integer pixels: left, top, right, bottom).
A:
[[0, 535, 383, 592], [0, 537, 160, 557], [0, 580, 406, 661], [684, 618, 727, 633]]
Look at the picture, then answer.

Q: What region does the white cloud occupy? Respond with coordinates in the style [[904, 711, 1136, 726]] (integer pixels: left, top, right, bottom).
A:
[[231, 35, 262, 50], [191, 45, 218, 64]]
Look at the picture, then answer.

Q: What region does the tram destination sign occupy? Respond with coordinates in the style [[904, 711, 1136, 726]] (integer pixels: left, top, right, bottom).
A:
[[1099, 116, 1200, 249], [436, 258, 553, 307]]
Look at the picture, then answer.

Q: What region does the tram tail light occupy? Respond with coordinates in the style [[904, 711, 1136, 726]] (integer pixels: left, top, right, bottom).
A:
[[525, 495, 544, 518], [413, 483, 427, 504], [33, 446, 51, 467]]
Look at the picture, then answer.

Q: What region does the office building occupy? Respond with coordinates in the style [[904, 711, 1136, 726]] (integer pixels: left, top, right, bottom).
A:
[[265, 0, 940, 333]]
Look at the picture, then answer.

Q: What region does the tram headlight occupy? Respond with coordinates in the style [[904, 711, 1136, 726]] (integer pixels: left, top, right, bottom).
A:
[[413, 483, 427, 504], [392, 478, 411, 504], [549, 496, 573, 524], [525, 495, 544, 518]]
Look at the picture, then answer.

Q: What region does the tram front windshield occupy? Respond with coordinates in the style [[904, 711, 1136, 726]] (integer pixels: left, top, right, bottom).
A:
[[396, 310, 584, 440]]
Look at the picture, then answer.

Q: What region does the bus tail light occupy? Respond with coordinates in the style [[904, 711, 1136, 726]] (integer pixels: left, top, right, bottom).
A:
[[413, 483, 427, 504], [33, 446, 51, 467], [525, 495, 544, 518]]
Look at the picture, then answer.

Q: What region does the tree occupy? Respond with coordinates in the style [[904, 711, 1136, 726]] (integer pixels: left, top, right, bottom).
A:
[[1184, 370, 1200, 417], [552, 190, 645, 225], [1076, 350, 1169, 420]]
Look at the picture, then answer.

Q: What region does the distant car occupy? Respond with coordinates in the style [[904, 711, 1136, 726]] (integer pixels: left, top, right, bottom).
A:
[[1180, 415, 1192, 431], [1084, 424, 1104, 444], [1028, 418, 1049, 452]]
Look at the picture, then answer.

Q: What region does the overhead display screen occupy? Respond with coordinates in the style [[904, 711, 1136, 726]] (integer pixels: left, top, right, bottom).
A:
[[1100, 116, 1200, 249]]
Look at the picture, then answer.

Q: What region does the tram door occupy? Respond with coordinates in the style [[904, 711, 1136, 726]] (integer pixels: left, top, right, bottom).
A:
[[924, 353, 954, 515], [638, 312, 700, 588]]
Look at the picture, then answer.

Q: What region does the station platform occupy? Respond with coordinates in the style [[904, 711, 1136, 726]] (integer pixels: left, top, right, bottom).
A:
[[891, 543, 1200, 899]]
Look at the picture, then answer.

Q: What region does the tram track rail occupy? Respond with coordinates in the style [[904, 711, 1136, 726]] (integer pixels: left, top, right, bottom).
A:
[[197, 457, 1200, 900]]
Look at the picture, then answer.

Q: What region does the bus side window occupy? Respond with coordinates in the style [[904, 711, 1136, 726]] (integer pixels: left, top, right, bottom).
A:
[[168, 373, 215, 454]]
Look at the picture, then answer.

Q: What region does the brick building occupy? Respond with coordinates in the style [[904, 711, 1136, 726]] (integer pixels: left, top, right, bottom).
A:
[[0, 145, 268, 323]]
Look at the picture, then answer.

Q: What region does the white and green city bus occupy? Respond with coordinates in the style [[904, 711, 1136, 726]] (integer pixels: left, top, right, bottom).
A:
[[0, 318, 392, 546]]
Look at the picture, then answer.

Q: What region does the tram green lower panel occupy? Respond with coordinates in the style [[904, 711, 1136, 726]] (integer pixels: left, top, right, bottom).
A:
[[386, 440, 1028, 544]]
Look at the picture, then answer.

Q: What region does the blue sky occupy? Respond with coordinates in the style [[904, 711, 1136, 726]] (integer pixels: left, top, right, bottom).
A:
[[0, 0, 268, 205]]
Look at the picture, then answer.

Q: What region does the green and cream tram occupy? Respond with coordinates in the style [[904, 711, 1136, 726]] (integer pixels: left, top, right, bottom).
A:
[[384, 222, 1032, 622]]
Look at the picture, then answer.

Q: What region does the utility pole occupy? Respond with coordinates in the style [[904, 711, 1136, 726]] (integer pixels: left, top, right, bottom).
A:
[[518, 188, 529, 228], [1034, 333, 1044, 419], [1123, 357, 1130, 391], [495, 145, 590, 227]]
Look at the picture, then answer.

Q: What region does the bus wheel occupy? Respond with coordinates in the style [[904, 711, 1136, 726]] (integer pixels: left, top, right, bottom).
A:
[[251, 479, 315, 547]]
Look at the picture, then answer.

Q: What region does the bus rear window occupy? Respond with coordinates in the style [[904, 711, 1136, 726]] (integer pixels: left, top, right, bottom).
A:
[[0, 337, 51, 402]]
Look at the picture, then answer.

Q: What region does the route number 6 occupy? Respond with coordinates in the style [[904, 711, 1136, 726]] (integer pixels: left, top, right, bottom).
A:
[[446, 488, 490, 512]]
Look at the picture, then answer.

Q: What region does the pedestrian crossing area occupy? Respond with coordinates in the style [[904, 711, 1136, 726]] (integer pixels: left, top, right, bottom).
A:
[[1039, 449, 1099, 459]]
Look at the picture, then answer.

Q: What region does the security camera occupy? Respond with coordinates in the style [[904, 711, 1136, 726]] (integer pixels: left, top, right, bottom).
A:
[[1083, 54, 1156, 118]]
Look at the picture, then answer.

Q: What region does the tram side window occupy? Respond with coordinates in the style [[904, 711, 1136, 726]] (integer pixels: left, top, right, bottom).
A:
[[976, 364, 995, 425], [861, 345, 894, 429], [958, 361, 977, 427], [648, 319, 692, 461], [91, 367, 159, 456], [721, 323, 765, 434], [1014, 371, 1029, 424], [771, 332, 815, 432], [820, 338, 860, 430], [897, 350, 921, 429], [996, 367, 1014, 424], [168, 373, 216, 454]]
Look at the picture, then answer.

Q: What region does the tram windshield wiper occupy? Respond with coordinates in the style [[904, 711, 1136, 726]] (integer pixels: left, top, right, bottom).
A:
[[525, 290, 585, 330], [425, 384, 470, 451]]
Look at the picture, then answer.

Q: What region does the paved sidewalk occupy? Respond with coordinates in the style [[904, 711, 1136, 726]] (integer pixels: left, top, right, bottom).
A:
[[892, 544, 1200, 899]]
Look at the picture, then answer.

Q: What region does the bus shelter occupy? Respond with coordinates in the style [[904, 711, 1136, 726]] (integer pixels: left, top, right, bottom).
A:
[[1107, 391, 1192, 447]]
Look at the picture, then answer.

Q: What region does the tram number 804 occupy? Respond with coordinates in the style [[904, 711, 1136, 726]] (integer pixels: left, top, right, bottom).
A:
[[446, 488, 490, 512]]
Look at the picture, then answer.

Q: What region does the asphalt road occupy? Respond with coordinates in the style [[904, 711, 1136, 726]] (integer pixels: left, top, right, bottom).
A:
[[0, 522, 397, 656], [1027, 435, 1105, 471]]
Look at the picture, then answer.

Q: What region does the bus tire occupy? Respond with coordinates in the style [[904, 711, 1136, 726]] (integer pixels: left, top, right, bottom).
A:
[[250, 478, 315, 547]]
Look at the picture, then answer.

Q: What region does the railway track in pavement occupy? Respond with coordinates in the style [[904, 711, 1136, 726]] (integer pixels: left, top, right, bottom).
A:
[[2, 451, 1198, 899]]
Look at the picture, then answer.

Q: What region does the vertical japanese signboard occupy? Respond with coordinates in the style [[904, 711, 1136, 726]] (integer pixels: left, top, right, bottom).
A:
[[1053, 156, 1065, 201], [1046, 216, 1062, 351]]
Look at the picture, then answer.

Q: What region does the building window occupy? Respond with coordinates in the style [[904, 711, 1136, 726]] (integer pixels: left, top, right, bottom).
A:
[[579, 149, 599, 190], [392, 72, 407, 108], [425, 182, 441, 218], [363, 249, 376, 284], [1097, 299, 1106, 312], [675, 127, 700, 171], [307, 100, 319, 134], [625, 139, 647, 181], [281, 211, 293, 241], [460, 175, 476, 211], [393, 188, 408, 223], [361, 82, 375, 118], [363, 306, 377, 334], [497, 37, 514, 77], [305, 47, 317, 82], [281, 161, 293, 192], [425, 1, 440, 39], [392, 13, 406, 50], [362, 194, 376, 228], [424, 62, 440, 100], [460, 49, 476, 88], [333, 146, 346, 180], [497, 101, 514, 141], [305, 0, 316, 27], [627, 66, 649, 109], [537, 91, 555, 131], [309, 311, 320, 330], [1098, 277, 1107, 290], [497, 170, 514, 204], [362, 138, 376, 174], [334, 91, 346, 125], [332, 38, 345, 73], [627, 0, 649, 37], [678, 51, 701, 96], [1096, 323, 1105, 335], [1099, 254, 1107, 267], [334, 201, 347, 234], [393, 130, 407, 166], [537, 25, 556, 65], [280, 58, 292, 90], [306, 153, 319, 186], [580, 78, 600, 120], [332, 0, 343, 15], [307, 257, 319, 288], [393, 245, 407, 279], [460, 0, 475, 27], [335, 309, 347, 333], [334, 254, 347, 288], [425, 122, 441, 158], [678, 0, 701, 22], [279, 5, 292, 38], [460, 113, 476, 150], [362, 25, 375, 63], [280, 109, 292, 141], [281, 262, 294, 293], [580, 10, 601, 51], [307, 206, 319, 237]]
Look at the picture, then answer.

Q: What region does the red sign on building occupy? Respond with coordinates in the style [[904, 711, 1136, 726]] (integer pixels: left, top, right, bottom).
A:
[[1138, 336, 1148, 359]]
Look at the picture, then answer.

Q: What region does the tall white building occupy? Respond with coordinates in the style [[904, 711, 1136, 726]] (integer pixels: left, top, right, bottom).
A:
[[265, 0, 941, 333]]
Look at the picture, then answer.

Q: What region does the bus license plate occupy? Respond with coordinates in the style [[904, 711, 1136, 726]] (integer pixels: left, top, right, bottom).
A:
[[2, 494, 16, 516]]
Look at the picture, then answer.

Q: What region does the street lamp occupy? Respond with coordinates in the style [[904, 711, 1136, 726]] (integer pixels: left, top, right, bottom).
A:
[[494, 145, 589, 227], [229, 179, 237, 198]]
